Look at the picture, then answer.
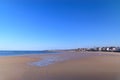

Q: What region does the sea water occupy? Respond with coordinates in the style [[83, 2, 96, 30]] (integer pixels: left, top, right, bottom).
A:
[[0, 51, 56, 56], [0, 50, 62, 67]]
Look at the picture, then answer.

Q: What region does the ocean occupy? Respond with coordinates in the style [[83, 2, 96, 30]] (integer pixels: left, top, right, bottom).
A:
[[0, 50, 61, 67], [0, 51, 56, 56]]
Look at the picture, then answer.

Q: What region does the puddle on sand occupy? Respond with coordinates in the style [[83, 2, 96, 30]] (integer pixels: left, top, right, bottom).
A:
[[29, 56, 67, 67]]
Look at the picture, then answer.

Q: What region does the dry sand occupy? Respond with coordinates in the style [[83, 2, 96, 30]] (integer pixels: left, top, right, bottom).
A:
[[0, 52, 120, 80]]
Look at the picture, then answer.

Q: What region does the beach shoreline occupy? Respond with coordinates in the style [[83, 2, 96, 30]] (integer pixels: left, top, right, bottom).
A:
[[0, 51, 120, 80]]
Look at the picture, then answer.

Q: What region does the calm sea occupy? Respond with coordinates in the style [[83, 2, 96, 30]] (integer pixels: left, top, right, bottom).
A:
[[0, 51, 56, 56]]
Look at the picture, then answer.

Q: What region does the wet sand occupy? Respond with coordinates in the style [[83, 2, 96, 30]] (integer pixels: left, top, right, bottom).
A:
[[0, 52, 120, 80]]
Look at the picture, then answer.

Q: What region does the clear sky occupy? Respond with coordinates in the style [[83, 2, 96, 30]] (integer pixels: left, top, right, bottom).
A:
[[0, 0, 120, 50]]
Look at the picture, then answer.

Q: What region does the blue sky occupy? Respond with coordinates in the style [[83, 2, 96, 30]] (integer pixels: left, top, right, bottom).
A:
[[0, 0, 120, 50]]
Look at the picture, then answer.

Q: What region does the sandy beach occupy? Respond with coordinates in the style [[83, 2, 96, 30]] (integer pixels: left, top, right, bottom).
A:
[[0, 52, 120, 80]]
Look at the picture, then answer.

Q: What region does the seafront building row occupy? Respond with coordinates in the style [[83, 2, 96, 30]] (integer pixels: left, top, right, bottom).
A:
[[77, 47, 120, 52]]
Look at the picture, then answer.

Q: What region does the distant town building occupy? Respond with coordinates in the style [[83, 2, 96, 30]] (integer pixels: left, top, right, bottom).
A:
[[75, 46, 120, 52], [96, 47, 102, 51], [101, 47, 106, 51], [106, 47, 110, 51]]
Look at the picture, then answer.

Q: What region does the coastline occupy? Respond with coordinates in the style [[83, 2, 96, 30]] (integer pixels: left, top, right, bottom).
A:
[[0, 52, 120, 80]]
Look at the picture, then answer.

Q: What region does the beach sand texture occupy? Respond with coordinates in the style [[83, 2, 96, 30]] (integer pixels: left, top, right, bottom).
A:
[[0, 52, 120, 80]]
